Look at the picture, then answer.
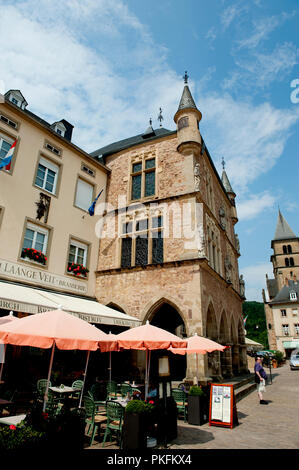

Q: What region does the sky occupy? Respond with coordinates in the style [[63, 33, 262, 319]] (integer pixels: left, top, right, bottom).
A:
[[0, 0, 299, 301]]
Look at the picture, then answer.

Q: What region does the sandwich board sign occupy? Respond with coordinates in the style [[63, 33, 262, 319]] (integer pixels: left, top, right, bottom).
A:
[[209, 383, 238, 429]]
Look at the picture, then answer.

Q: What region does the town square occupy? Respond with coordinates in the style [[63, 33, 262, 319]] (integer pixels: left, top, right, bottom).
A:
[[0, 0, 298, 462]]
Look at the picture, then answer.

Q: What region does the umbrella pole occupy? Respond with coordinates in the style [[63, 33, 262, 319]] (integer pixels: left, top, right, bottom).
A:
[[145, 349, 148, 400], [0, 344, 7, 382], [79, 350, 90, 408], [43, 343, 55, 412], [196, 353, 199, 385], [109, 351, 112, 383]]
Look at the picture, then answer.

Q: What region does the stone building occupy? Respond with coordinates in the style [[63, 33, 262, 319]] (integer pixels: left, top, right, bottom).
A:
[[263, 210, 299, 356], [92, 78, 247, 382], [0, 89, 139, 330]]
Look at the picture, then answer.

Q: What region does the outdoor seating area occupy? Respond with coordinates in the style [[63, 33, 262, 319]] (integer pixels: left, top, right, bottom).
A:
[[0, 308, 223, 451]]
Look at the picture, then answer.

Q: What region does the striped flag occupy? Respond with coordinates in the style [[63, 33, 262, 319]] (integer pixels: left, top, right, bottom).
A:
[[243, 315, 248, 327], [0, 139, 17, 171]]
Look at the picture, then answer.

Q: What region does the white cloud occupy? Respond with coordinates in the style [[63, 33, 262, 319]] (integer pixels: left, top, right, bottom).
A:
[[237, 193, 276, 221], [240, 262, 273, 301], [198, 91, 299, 192], [221, 2, 248, 30]]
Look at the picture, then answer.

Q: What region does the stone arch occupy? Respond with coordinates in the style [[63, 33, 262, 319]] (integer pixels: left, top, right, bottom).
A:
[[142, 295, 188, 333], [238, 315, 247, 373], [219, 311, 232, 378], [206, 302, 221, 378], [238, 316, 246, 345], [106, 302, 126, 314], [142, 297, 187, 381], [219, 310, 230, 343]]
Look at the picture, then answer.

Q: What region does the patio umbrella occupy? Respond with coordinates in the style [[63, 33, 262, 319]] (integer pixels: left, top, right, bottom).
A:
[[168, 333, 226, 383], [107, 332, 118, 383], [116, 321, 187, 399], [0, 308, 117, 410], [0, 312, 20, 382]]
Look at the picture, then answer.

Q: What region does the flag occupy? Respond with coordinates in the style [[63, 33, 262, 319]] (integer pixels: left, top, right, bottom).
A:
[[0, 139, 17, 171], [243, 315, 248, 327], [88, 189, 103, 216]]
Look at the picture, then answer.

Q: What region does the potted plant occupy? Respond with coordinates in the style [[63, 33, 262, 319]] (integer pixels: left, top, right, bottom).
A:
[[122, 400, 150, 450], [187, 385, 208, 425], [67, 263, 89, 277], [0, 421, 45, 451], [21, 248, 47, 265]]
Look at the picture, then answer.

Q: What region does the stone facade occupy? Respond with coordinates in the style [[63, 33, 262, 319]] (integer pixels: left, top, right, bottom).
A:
[[94, 82, 247, 381]]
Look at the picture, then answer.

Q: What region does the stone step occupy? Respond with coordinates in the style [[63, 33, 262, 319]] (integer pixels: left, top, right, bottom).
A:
[[235, 381, 256, 403]]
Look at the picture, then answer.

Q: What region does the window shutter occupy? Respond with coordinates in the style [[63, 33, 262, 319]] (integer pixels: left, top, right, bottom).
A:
[[75, 179, 93, 211]]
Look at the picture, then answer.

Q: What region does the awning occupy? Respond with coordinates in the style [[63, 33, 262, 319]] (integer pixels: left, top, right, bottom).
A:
[[283, 341, 299, 349], [245, 337, 263, 349], [0, 281, 140, 328]]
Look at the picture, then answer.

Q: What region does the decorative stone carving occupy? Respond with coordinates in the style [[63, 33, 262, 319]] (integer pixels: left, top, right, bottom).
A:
[[235, 233, 240, 253], [194, 163, 200, 191], [224, 255, 232, 283], [219, 207, 226, 230], [35, 193, 51, 223], [239, 274, 245, 298]]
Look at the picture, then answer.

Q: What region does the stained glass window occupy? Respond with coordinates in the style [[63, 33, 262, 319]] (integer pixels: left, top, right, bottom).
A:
[[135, 236, 148, 266], [145, 171, 155, 197], [152, 231, 163, 264], [145, 158, 155, 169], [121, 237, 132, 268], [132, 162, 142, 173]]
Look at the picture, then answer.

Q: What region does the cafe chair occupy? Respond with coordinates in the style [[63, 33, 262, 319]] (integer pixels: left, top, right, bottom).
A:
[[71, 380, 84, 400], [83, 395, 107, 446], [37, 379, 52, 402], [88, 383, 106, 415], [171, 388, 188, 422], [102, 400, 124, 448], [120, 383, 132, 398], [106, 380, 118, 399]]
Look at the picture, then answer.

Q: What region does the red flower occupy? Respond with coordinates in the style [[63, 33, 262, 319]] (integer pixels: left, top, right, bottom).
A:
[[149, 400, 154, 404], [9, 425, 16, 430], [42, 412, 49, 420]]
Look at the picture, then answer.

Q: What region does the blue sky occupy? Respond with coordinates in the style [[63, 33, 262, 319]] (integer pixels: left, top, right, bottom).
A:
[[1, 0, 299, 301]]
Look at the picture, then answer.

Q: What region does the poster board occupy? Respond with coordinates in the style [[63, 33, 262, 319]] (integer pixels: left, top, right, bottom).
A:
[[209, 383, 238, 429]]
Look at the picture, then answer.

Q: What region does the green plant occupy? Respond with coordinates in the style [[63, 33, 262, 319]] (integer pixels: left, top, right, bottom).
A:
[[273, 350, 284, 364], [0, 422, 45, 450], [125, 399, 147, 414], [21, 248, 47, 265], [189, 385, 205, 397], [67, 263, 89, 277]]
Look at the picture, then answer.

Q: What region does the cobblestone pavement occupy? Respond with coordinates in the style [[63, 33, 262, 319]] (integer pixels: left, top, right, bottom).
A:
[[87, 363, 299, 450], [170, 363, 299, 449]]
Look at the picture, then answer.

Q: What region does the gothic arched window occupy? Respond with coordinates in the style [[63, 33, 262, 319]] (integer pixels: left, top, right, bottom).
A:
[[285, 258, 289, 267]]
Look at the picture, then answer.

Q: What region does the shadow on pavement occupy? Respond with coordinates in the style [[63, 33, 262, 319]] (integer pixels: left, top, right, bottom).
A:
[[173, 425, 215, 445]]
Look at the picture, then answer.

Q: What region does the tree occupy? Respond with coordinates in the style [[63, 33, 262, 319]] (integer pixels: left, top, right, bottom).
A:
[[242, 301, 269, 349]]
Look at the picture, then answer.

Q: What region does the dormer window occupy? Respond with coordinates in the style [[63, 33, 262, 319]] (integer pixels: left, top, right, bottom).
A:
[[53, 122, 66, 137], [5, 90, 28, 110], [290, 291, 297, 301]]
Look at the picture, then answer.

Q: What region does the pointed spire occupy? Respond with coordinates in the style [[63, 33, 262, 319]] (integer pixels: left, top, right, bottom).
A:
[[274, 210, 296, 240], [142, 118, 155, 139], [221, 165, 235, 196], [174, 71, 202, 124]]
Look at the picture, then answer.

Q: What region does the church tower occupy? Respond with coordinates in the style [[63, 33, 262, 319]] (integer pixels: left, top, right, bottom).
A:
[[271, 210, 299, 290]]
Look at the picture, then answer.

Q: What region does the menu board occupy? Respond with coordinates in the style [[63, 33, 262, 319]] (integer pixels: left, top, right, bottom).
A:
[[209, 384, 238, 429]]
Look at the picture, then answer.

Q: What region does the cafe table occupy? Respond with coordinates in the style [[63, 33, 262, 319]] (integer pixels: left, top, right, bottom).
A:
[[49, 385, 79, 395], [0, 414, 26, 426]]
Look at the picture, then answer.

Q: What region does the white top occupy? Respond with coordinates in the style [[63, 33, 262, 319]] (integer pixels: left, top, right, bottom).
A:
[[49, 386, 77, 394], [0, 414, 26, 425]]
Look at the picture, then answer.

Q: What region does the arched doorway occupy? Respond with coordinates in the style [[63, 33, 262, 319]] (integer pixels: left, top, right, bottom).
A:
[[147, 301, 187, 381], [219, 311, 232, 377]]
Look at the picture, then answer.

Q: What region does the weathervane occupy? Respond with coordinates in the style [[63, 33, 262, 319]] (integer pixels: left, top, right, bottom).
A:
[[149, 118, 152, 126], [183, 70, 189, 84], [221, 157, 225, 170], [157, 107, 163, 127]]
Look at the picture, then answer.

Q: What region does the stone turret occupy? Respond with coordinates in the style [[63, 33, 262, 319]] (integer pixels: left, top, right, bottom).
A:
[[221, 166, 238, 224], [174, 72, 202, 156]]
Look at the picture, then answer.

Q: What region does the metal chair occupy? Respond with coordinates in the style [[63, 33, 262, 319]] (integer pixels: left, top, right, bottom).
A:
[[171, 388, 188, 422], [120, 383, 132, 398], [71, 380, 84, 400], [102, 400, 124, 448], [83, 395, 107, 446], [106, 380, 118, 399], [37, 379, 51, 402]]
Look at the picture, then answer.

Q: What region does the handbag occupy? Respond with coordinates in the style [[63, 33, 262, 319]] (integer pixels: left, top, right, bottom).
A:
[[259, 380, 266, 392]]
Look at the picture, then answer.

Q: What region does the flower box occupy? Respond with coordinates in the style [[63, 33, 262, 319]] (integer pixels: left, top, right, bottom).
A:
[[21, 248, 47, 265], [67, 263, 89, 278]]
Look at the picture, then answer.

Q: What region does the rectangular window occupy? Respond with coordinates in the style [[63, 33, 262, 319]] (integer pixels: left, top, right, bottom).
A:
[[75, 178, 94, 211], [131, 158, 156, 200], [21, 222, 49, 265], [135, 235, 148, 266], [281, 309, 287, 317], [152, 230, 163, 264], [81, 164, 95, 177], [121, 237, 132, 268], [294, 324, 299, 335], [0, 114, 17, 129], [45, 142, 61, 156], [67, 239, 89, 277], [35, 157, 59, 194], [282, 324, 289, 336], [0, 134, 13, 167]]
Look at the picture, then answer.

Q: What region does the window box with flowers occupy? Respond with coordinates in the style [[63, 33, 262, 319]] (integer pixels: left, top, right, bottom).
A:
[[67, 263, 89, 278], [21, 248, 47, 265]]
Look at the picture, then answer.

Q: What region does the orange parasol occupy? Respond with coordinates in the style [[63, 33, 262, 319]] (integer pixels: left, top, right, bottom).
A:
[[0, 312, 20, 382], [116, 321, 187, 398], [169, 333, 226, 384], [0, 308, 117, 409]]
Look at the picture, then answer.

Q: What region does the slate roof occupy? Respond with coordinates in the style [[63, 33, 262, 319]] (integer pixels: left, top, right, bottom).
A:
[[221, 170, 235, 195], [177, 85, 198, 112], [274, 210, 296, 241], [90, 127, 175, 160], [266, 277, 278, 300], [270, 279, 299, 305]]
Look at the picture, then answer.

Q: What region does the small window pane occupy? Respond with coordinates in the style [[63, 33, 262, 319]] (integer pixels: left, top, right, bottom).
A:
[[145, 171, 155, 197], [23, 229, 34, 249], [145, 158, 155, 169], [121, 238, 132, 268], [132, 162, 142, 173], [122, 222, 133, 234], [0, 139, 11, 161], [152, 232, 163, 264], [135, 236, 148, 266], [132, 174, 142, 200], [152, 216, 162, 228], [136, 219, 148, 232], [75, 179, 94, 211]]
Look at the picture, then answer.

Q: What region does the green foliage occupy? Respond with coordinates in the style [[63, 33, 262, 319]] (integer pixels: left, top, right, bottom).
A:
[[242, 301, 269, 349], [273, 350, 284, 364], [189, 385, 205, 397], [125, 399, 147, 414], [0, 422, 45, 450]]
